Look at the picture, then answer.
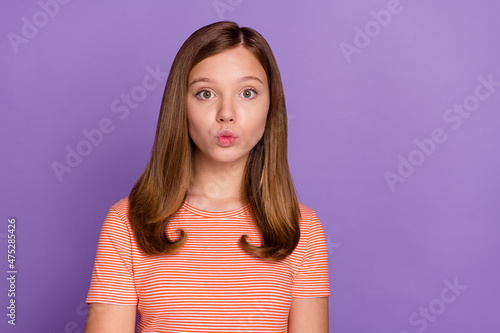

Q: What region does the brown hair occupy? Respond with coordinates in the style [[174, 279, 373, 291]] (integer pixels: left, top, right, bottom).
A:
[[128, 21, 301, 261]]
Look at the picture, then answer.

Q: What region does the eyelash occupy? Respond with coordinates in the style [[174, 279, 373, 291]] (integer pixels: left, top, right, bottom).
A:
[[194, 87, 259, 100]]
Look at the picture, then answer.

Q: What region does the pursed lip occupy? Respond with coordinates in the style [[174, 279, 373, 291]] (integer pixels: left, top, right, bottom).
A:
[[217, 129, 238, 138]]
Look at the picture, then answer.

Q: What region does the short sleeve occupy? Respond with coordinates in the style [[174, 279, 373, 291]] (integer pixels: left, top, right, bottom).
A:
[[292, 210, 331, 297], [85, 207, 138, 305]]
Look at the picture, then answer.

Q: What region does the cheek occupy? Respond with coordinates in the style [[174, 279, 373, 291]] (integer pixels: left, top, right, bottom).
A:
[[186, 109, 206, 141], [245, 105, 269, 143]]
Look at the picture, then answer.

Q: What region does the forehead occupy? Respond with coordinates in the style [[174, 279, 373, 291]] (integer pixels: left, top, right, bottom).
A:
[[188, 46, 267, 83]]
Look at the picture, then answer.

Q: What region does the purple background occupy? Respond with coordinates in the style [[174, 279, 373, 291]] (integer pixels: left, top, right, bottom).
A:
[[1, 0, 499, 332]]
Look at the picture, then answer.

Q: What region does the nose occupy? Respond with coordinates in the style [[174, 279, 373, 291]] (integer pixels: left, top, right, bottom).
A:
[[217, 94, 235, 123]]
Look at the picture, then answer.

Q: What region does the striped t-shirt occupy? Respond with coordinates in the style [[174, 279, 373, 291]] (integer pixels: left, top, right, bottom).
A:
[[85, 196, 330, 332]]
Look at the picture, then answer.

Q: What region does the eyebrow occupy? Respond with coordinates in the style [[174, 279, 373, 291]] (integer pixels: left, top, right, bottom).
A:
[[188, 75, 264, 87]]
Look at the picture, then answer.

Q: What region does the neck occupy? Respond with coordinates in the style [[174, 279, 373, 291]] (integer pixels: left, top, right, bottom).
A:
[[185, 148, 248, 208]]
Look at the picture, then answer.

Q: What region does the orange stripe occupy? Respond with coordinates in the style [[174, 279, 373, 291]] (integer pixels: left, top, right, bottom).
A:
[[86, 197, 330, 332]]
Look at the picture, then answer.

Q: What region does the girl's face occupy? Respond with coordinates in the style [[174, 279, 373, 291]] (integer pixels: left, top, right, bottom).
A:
[[186, 46, 270, 165]]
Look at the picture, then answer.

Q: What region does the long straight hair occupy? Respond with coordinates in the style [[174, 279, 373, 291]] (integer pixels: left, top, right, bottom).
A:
[[128, 21, 301, 261]]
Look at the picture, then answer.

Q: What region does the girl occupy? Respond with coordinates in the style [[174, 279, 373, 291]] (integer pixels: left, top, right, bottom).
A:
[[85, 21, 330, 332]]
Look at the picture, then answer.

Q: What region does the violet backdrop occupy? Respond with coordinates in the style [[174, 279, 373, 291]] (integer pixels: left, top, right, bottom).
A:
[[1, 0, 499, 332]]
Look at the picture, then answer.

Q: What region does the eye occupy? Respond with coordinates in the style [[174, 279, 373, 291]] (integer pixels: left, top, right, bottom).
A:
[[241, 89, 257, 99], [197, 90, 214, 100]]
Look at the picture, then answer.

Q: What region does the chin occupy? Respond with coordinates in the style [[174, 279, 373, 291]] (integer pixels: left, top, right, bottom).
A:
[[211, 155, 243, 163], [211, 151, 248, 163]]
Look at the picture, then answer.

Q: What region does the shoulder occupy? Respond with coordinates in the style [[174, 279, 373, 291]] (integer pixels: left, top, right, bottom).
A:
[[110, 196, 131, 216], [99, 196, 132, 231], [298, 202, 318, 223], [297, 202, 326, 235], [298, 202, 314, 215]]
